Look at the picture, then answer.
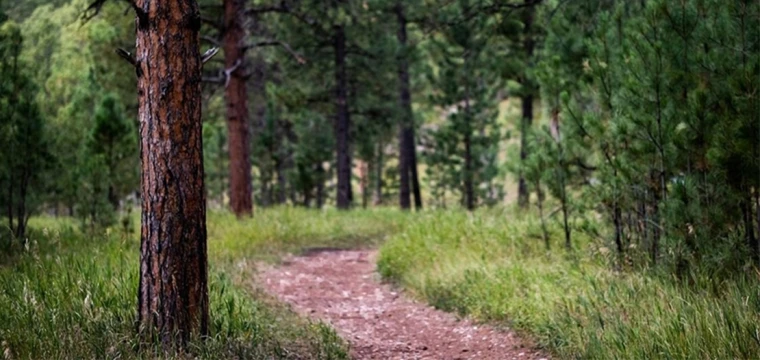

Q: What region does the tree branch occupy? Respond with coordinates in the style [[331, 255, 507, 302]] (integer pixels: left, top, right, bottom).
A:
[[201, 47, 220, 65], [84, 0, 146, 26], [82, 0, 108, 22], [115, 48, 136, 67]]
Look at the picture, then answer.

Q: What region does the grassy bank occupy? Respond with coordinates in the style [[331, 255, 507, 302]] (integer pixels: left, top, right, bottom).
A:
[[377, 210, 760, 359], [0, 207, 405, 359]]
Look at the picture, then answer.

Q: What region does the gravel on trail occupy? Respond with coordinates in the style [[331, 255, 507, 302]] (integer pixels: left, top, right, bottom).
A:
[[259, 249, 548, 360]]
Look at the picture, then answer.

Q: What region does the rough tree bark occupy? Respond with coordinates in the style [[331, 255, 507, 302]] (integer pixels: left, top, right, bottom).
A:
[[223, 0, 253, 216], [133, 0, 209, 346], [333, 23, 352, 209], [517, 2, 536, 209]]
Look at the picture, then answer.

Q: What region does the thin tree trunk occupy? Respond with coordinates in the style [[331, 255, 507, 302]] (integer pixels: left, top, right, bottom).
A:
[[373, 141, 383, 206], [316, 164, 325, 209], [303, 182, 313, 208], [396, 2, 411, 211], [398, 130, 411, 210], [551, 108, 571, 250], [333, 23, 352, 209], [651, 177, 660, 265], [7, 52, 18, 238], [518, 94, 532, 209], [517, 1, 536, 209], [133, 0, 208, 346], [409, 134, 423, 210], [396, 2, 422, 211], [743, 192, 758, 264], [224, 0, 253, 216], [613, 200, 623, 257], [463, 96, 475, 211], [6, 179, 13, 237], [360, 160, 369, 209], [276, 157, 287, 204], [535, 178, 549, 250], [14, 184, 25, 239], [14, 118, 31, 239], [260, 170, 270, 207]]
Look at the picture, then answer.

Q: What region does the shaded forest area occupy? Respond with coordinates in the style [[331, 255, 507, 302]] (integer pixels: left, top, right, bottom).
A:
[[1, 0, 759, 358]]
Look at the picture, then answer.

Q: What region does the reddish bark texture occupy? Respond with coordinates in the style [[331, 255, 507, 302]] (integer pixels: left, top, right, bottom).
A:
[[134, 0, 209, 345], [224, 0, 253, 216]]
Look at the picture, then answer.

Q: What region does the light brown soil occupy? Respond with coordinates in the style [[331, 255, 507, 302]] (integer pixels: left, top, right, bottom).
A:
[[258, 249, 548, 360]]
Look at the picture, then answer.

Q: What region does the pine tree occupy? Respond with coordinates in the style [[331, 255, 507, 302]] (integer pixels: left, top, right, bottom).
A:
[[426, 0, 502, 210], [0, 20, 48, 240]]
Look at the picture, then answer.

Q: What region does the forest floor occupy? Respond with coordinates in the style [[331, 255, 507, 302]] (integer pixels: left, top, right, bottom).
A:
[[258, 248, 547, 360]]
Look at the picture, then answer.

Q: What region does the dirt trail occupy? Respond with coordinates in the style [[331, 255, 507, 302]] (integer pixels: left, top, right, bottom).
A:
[[258, 249, 547, 360]]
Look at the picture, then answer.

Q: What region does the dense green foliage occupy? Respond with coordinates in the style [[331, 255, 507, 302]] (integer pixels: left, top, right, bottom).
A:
[[528, 0, 760, 272]]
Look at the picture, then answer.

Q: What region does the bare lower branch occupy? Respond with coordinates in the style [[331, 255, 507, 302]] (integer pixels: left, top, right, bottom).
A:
[[223, 59, 242, 87], [82, 0, 108, 22], [201, 47, 220, 64], [84, 0, 146, 25], [115, 48, 136, 67]]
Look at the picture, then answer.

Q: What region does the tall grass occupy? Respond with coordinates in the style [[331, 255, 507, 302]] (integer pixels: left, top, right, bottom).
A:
[[207, 207, 409, 262], [378, 210, 760, 359], [0, 207, 406, 359]]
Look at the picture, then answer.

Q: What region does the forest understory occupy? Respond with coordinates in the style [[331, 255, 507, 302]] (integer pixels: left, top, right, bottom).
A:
[[3, 208, 760, 359]]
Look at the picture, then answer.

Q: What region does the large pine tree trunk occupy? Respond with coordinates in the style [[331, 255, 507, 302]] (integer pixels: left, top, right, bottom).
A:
[[224, 0, 253, 216], [134, 0, 208, 345], [333, 24, 352, 209]]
